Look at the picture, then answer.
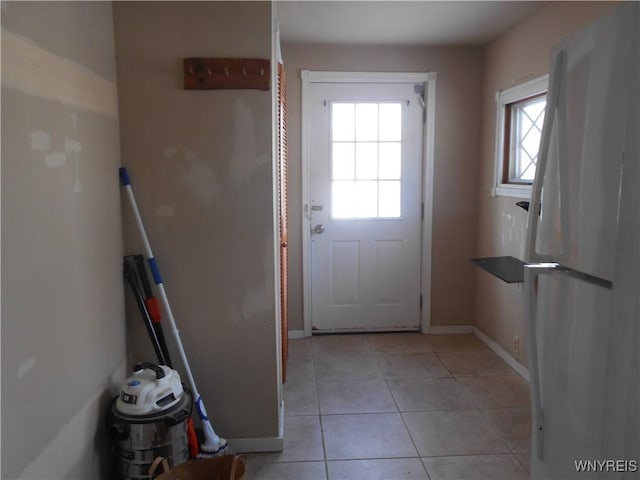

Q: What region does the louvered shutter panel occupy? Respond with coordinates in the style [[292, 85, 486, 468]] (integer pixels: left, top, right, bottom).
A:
[[277, 63, 289, 383]]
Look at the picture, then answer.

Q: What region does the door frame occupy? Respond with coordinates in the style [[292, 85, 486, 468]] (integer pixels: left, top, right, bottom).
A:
[[301, 70, 437, 336]]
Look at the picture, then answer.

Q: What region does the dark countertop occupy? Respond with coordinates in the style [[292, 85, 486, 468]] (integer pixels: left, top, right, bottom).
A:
[[470, 256, 527, 283]]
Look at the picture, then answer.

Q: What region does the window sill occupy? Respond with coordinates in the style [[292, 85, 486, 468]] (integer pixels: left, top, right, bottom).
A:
[[493, 184, 532, 199]]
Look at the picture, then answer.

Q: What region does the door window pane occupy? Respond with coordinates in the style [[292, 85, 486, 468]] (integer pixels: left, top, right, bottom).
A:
[[379, 104, 402, 141], [332, 103, 355, 141], [332, 181, 355, 219], [355, 142, 378, 180], [378, 143, 401, 179], [379, 181, 401, 218], [355, 104, 378, 141], [332, 143, 355, 180], [355, 181, 378, 218]]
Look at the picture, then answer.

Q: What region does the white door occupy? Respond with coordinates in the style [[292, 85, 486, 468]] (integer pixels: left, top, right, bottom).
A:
[[308, 82, 424, 332]]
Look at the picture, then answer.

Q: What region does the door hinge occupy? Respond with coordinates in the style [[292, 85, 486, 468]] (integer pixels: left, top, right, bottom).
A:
[[420, 294, 423, 311]]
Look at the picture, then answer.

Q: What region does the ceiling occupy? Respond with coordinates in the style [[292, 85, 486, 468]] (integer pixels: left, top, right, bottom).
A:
[[277, 1, 547, 46]]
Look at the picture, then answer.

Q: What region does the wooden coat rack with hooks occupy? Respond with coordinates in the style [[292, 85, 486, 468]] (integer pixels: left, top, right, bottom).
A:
[[184, 58, 270, 91]]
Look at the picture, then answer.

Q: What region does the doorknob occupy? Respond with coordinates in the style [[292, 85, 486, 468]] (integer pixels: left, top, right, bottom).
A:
[[314, 224, 326, 234]]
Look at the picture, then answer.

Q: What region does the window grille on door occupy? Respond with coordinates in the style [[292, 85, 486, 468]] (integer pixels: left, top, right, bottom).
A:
[[330, 102, 403, 219]]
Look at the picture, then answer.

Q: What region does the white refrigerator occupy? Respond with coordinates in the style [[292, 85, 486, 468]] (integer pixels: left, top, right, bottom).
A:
[[524, 3, 639, 479]]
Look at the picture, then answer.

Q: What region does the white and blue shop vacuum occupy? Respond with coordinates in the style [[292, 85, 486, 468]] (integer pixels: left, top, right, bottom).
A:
[[110, 363, 191, 479]]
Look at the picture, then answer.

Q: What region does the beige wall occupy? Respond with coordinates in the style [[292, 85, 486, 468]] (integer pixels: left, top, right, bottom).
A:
[[475, 1, 617, 364], [113, 1, 280, 442], [1, 2, 126, 478], [283, 43, 484, 331]]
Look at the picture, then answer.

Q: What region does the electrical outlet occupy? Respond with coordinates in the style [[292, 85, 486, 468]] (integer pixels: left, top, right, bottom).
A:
[[513, 336, 520, 357]]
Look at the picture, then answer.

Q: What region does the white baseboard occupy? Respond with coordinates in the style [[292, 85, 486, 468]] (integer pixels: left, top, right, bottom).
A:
[[227, 401, 284, 453], [227, 436, 283, 453], [473, 327, 530, 382], [426, 325, 474, 334], [279, 399, 284, 439], [294, 326, 475, 336]]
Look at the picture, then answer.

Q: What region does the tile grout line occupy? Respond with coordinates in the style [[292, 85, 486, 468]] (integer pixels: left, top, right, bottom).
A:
[[421, 457, 435, 480], [434, 351, 488, 413], [421, 452, 527, 458], [476, 406, 520, 457], [514, 451, 531, 474], [310, 337, 331, 479], [477, 406, 532, 467]]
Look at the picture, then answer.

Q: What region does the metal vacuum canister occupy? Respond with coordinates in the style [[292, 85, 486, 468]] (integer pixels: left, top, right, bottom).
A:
[[110, 363, 191, 479]]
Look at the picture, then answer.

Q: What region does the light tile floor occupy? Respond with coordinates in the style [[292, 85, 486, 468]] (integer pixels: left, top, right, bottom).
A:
[[244, 333, 531, 480]]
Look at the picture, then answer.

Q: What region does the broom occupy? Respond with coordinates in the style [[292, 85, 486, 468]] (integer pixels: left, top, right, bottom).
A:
[[119, 167, 230, 457]]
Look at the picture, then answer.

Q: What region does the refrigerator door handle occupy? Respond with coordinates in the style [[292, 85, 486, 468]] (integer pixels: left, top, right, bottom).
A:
[[524, 263, 557, 460], [554, 265, 612, 290], [525, 50, 564, 264]]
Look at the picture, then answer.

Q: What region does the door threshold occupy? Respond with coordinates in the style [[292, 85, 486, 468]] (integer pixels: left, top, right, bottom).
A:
[[312, 327, 420, 335]]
